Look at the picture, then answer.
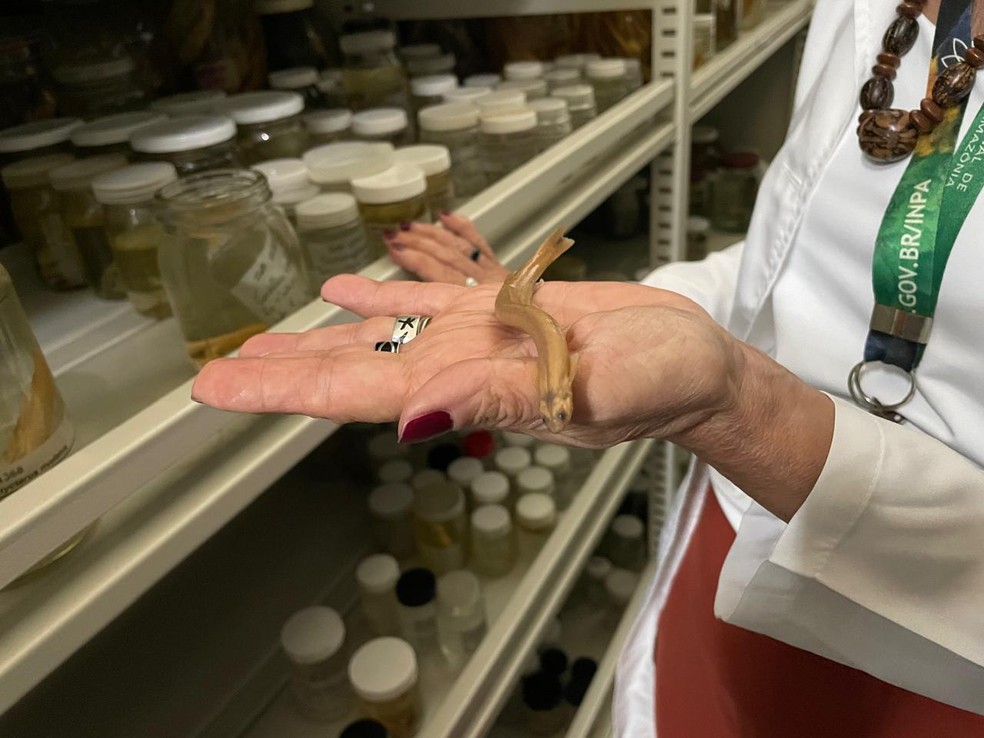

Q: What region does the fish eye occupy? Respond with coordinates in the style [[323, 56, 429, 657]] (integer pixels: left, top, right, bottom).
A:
[[555, 410, 567, 422]]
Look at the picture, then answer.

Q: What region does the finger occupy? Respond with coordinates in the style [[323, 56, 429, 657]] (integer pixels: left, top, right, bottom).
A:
[[238, 316, 396, 357], [321, 274, 464, 317], [405, 222, 475, 259], [438, 212, 497, 261], [389, 230, 483, 280], [385, 240, 473, 285], [192, 348, 409, 422]]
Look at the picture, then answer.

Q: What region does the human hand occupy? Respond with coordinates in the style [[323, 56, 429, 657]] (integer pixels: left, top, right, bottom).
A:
[[384, 212, 511, 285]]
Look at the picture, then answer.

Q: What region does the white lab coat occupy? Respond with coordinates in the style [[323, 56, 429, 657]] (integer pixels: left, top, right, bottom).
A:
[[614, 0, 984, 731]]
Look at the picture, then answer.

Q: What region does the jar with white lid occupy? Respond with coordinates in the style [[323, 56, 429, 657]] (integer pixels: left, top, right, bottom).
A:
[[348, 637, 421, 738], [515, 492, 557, 560], [304, 109, 352, 146], [341, 31, 408, 111], [437, 570, 488, 663], [130, 116, 243, 176], [412, 468, 446, 494], [406, 53, 456, 78], [357, 553, 401, 636], [0, 118, 82, 166], [369, 482, 416, 560], [269, 66, 328, 110], [219, 91, 309, 164], [2, 154, 85, 290], [583, 556, 612, 605], [463, 74, 499, 90], [150, 90, 227, 117], [479, 108, 540, 183], [400, 43, 442, 62], [351, 108, 412, 147], [410, 74, 458, 113], [528, 98, 572, 148], [70, 112, 166, 159], [470, 470, 510, 508], [379, 458, 413, 484], [585, 59, 630, 113], [393, 145, 454, 217], [504, 61, 545, 81], [442, 87, 490, 105], [543, 67, 580, 90], [551, 84, 597, 129], [418, 103, 485, 200], [395, 567, 440, 654], [497, 78, 548, 100], [303, 141, 395, 193], [615, 57, 644, 91], [49, 154, 128, 300], [517, 466, 555, 500], [687, 216, 710, 261], [447, 456, 484, 497], [494, 445, 531, 500], [155, 169, 312, 367], [470, 504, 516, 576], [296, 193, 373, 285], [352, 164, 428, 258], [533, 444, 577, 509], [91, 162, 178, 318], [52, 56, 148, 119], [412, 478, 466, 574], [606, 514, 646, 571], [605, 567, 640, 612], [475, 90, 527, 115], [554, 53, 601, 72], [280, 606, 350, 721], [250, 157, 320, 226]]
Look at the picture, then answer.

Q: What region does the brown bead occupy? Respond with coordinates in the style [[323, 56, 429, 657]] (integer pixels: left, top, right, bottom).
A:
[[877, 52, 901, 68], [920, 97, 944, 123], [897, 1, 922, 18], [874, 63, 898, 79], [884, 16, 920, 56], [965, 46, 984, 68], [974, 35, 984, 52], [861, 75, 895, 109], [932, 62, 976, 106], [910, 109, 935, 133], [857, 108, 919, 162]]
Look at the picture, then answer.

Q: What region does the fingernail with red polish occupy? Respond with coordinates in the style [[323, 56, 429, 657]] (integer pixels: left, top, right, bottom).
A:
[[400, 411, 453, 443], [399, 221, 412, 231], [383, 228, 396, 238]]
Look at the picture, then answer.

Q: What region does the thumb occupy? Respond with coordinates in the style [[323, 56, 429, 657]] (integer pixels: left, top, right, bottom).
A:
[[398, 357, 540, 443]]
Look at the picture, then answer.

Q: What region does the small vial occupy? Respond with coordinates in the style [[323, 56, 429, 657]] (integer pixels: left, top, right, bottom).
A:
[[554, 53, 601, 72], [339, 718, 390, 738], [608, 514, 646, 571], [348, 637, 421, 738], [465, 73, 502, 88], [368, 429, 409, 465], [368, 482, 416, 560], [396, 568, 440, 655], [304, 108, 353, 146], [474, 89, 527, 115], [411, 467, 446, 493], [497, 78, 549, 101], [357, 554, 401, 636], [551, 84, 597, 129], [470, 504, 516, 577], [378, 459, 414, 484], [412, 478, 467, 573], [351, 108, 412, 147], [565, 658, 598, 708], [544, 67, 580, 90], [584, 556, 612, 606], [442, 86, 492, 104], [447, 456, 484, 495], [539, 616, 562, 651], [470, 470, 510, 508], [437, 570, 488, 664], [280, 606, 350, 721], [534, 444, 577, 510], [504, 61, 546, 80], [605, 567, 640, 612], [521, 671, 566, 735], [515, 493, 557, 560], [502, 430, 536, 449], [517, 466, 555, 500], [539, 647, 568, 676], [495, 446, 532, 499]]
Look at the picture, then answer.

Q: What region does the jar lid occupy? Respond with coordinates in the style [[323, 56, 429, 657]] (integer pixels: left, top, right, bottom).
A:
[[400, 43, 442, 60], [2, 153, 75, 189], [303, 141, 395, 186], [412, 477, 464, 523], [471, 471, 510, 506], [296, 192, 360, 229], [586, 58, 627, 80], [351, 108, 408, 136], [518, 466, 554, 494], [586, 556, 612, 580], [251, 157, 309, 192], [0, 117, 82, 153], [534, 443, 571, 470], [53, 56, 134, 84], [471, 504, 511, 538], [604, 567, 639, 604], [256, 0, 314, 13], [462, 429, 495, 459], [516, 492, 556, 529], [411, 468, 446, 492], [523, 672, 563, 711], [356, 553, 400, 594], [280, 606, 345, 665], [721, 151, 760, 168], [304, 108, 352, 134], [340, 30, 396, 54], [551, 84, 595, 106], [130, 115, 236, 154], [339, 719, 389, 738], [418, 102, 479, 132], [368, 482, 414, 519], [273, 183, 318, 207], [554, 53, 601, 69], [495, 446, 531, 474], [352, 163, 426, 204], [393, 144, 451, 176], [92, 162, 178, 204], [691, 125, 719, 145], [464, 73, 502, 88], [687, 215, 711, 232], [396, 567, 436, 607], [611, 514, 645, 540], [497, 78, 548, 98], [219, 91, 304, 125], [544, 68, 580, 85], [447, 456, 484, 487], [269, 66, 320, 89], [529, 97, 570, 123], [407, 53, 456, 76], [379, 458, 414, 484], [50, 153, 127, 191], [71, 111, 167, 149], [694, 13, 716, 29], [442, 86, 491, 104], [480, 108, 537, 135], [348, 637, 418, 702], [504, 60, 545, 80], [150, 89, 227, 117], [475, 90, 527, 114], [411, 73, 458, 98]]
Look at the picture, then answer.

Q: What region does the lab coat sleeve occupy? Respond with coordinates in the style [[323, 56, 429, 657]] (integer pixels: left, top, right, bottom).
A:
[[715, 396, 984, 714], [638, 242, 744, 327]]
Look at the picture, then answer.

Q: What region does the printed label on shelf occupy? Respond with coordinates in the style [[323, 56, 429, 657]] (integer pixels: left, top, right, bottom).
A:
[[230, 236, 310, 324]]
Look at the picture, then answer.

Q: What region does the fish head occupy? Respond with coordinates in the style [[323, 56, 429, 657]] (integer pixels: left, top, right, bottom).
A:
[[540, 389, 573, 434]]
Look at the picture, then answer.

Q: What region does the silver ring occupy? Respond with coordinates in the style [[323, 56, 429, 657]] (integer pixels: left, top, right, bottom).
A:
[[374, 341, 401, 353], [464, 276, 478, 288], [847, 360, 916, 413], [392, 315, 430, 345]]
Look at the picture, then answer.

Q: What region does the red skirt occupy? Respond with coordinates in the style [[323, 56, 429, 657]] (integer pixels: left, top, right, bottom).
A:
[[654, 489, 984, 737]]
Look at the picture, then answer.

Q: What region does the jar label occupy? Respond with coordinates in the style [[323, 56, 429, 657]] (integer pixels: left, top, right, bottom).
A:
[[306, 230, 372, 285], [230, 235, 310, 324], [1, 414, 74, 501]]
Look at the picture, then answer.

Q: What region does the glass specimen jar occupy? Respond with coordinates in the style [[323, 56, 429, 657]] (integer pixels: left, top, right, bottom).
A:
[[533, 444, 576, 510], [464, 73, 502, 88], [470, 504, 516, 577], [295, 193, 373, 286], [607, 514, 646, 571], [714, 0, 740, 51], [348, 637, 421, 738], [92, 162, 178, 319], [378, 459, 413, 485], [406, 53, 456, 78], [522, 671, 566, 735], [617, 57, 645, 91], [412, 478, 467, 574], [303, 141, 394, 193], [395, 567, 440, 654], [418, 102, 486, 200], [543, 68, 580, 90], [351, 108, 412, 147], [693, 15, 717, 69], [351, 164, 428, 259], [340, 31, 408, 111], [69, 111, 166, 159], [410, 74, 458, 114], [584, 556, 612, 606], [1, 154, 85, 291], [399, 43, 441, 63], [479, 108, 540, 184], [368, 482, 416, 560], [710, 151, 762, 233], [687, 216, 710, 261], [269, 67, 328, 110], [494, 445, 532, 497], [605, 567, 640, 613], [131, 116, 243, 176], [446, 456, 484, 498], [393, 145, 454, 217], [471, 470, 510, 509], [304, 109, 352, 145], [553, 53, 601, 72], [49, 154, 128, 300], [497, 78, 548, 101], [517, 466, 555, 501], [442, 87, 491, 105], [219, 91, 308, 164], [437, 570, 488, 664], [585, 59, 630, 113], [528, 98, 572, 149], [474, 90, 527, 115], [52, 56, 148, 119], [357, 553, 401, 637], [515, 492, 556, 560], [250, 157, 320, 226], [150, 90, 227, 117], [0, 118, 81, 166], [280, 605, 350, 721], [155, 169, 312, 367], [551, 85, 597, 129], [504, 61, 546, 81]]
